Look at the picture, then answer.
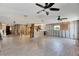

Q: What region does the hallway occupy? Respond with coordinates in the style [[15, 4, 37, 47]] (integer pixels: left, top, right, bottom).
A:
[[0, 35, 79, 56]]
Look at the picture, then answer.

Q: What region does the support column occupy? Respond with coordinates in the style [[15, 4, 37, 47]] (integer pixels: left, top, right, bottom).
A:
[[0, 23, 2, 29], [30, 24, 34, 38], [77, 20, 79, 39]]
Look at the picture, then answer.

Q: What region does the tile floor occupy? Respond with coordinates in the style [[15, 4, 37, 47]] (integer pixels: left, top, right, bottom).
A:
[[0, 35, 79, 56]]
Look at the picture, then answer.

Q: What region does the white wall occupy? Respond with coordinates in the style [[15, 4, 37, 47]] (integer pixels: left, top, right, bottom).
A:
[[46, 20, 78, 39]]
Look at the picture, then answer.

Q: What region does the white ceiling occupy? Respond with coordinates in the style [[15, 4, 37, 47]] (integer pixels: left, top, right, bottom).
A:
[[0, 3, 79, 24]]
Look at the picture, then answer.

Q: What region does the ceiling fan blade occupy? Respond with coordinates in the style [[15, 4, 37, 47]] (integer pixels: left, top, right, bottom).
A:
[[36, 3, 45, 8], [37, 10, 45, 14], [46, 3, 55, 8], [61, 18, 68, 20], [50, 8, 60, 11]]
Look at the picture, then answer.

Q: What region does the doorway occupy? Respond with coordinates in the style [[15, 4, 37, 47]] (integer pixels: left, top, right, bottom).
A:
[[6, 26, 11, 35]]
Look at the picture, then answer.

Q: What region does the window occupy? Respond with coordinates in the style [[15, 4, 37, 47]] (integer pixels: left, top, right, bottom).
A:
[[53, 25, 60, 31]]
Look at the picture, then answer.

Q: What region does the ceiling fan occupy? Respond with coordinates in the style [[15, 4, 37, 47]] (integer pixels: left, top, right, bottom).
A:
[[57, 16, 68, 21], [36, 3, 60, 15]]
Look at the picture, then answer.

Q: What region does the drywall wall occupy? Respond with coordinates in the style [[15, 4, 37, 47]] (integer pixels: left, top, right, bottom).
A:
[[46, 20, 78, 39]]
